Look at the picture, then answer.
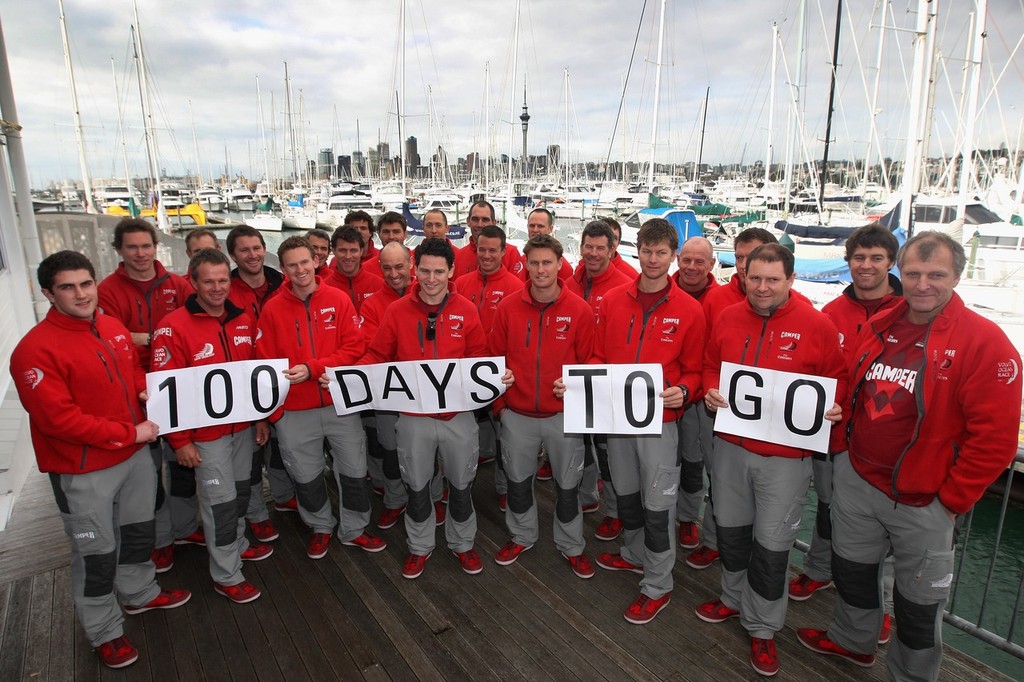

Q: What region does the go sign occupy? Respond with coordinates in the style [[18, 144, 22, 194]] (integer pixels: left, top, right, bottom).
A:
[[146, 359, 291, 434], [712, 361, 837, 452]]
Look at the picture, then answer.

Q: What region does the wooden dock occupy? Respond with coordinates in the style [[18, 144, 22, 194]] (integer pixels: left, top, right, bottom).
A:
[[0, 463, 1011, 681]]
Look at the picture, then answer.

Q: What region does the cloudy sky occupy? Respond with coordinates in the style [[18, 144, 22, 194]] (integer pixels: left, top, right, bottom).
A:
[[3, 0, 1022, 187]]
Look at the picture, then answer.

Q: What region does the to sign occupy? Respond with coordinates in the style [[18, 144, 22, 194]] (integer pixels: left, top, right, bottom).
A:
[[146, 359, 290, 434], [713, 362, 837, 452], [562, 364, 664, 435], [326, 357, 507, 416]]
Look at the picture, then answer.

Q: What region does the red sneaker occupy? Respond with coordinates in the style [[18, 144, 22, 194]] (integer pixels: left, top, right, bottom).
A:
[[624, 592, 671, 624], [796, 628, 876, 668], [151, 545, 174, 573], [595, 552, 643, 574], [249, 519, 279, 542], [788, 573, 833, 601], [685, 545, 720, 570], [497, 494, 507, 512], [878, 614, 892, 645], [536, 461, 553, 481], [565, 553, 596, 579], [95, 635, 138, 669], [435, 501, 447, 526], [274, 497, 298, 513], [241, 543, 274, 561], [678, 521, 700, 549], [402, 552, 431, 579], [594, 516, 623, 541], [750, 637, 779, 677], [123, 588, 191, 615], [494, 541, 532, 566], [581, 501, 600, 514], [694, 598, 740, 624], [453, 548, 483, 575], [174, 529, 206, 546], [342, 532, 387, 553], [377, 505, 406, 530], [307, 532, 331, 560], [214, 581, 261, 604]]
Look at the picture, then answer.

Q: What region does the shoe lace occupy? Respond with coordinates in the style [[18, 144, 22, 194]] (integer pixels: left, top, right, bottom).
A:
[[753, 639, 776, 663]]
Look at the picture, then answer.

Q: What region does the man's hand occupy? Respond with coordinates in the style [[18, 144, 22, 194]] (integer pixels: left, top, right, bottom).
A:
[[318, 372, 331, 389], [704, 388, 727, 413], [824, 402, 842, 423], [553, 377, 566, 399], [283, 364, 310, 384], [255, 421, 270, 446], [501, 369, 514, 386], [175, 443, 202, 468], [660, 385, 686, 410], [139, 390, 149, 402], [134, 420, 159, 443], [130, 332, 150, 346]]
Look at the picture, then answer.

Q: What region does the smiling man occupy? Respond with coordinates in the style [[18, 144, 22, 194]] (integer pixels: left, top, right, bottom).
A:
[[515, 208, 573, 282], [452, 200, 524, 279], [324, 226, 384, 313]]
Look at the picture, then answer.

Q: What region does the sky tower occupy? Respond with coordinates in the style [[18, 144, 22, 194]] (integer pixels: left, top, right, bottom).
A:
[[519, 77, 530, 176]]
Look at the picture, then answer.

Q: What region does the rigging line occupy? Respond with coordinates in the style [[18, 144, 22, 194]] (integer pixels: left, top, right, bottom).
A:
[[599, 0, 649, 179]]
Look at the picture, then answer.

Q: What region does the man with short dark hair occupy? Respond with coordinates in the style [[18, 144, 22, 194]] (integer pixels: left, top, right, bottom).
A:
[[422, 208, 461, 257], [98, 217, 199, 572], [798, 232, 1022, 681], [344, 209, 378, 265], [305, 228, 333, 276], [364, 212, 408, 278], [599, 217, 638, 277], [594, 218, 706, 625], [452, 201, 524, 278], [151, 249, 273, 604], [12, 251, 190, 669], [698, 243, 847, 677], [516, 208, 573, 282], [257, 237, 385, 560], [323, 226, 384, 313], [185, 228, 220, 256]]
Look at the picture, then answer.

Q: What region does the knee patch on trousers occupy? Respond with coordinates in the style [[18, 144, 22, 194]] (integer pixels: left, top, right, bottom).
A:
[[448, 485, 474, 523], [406, 485, 432, 523], [816, 500, 832, 541], [555, 484, 580, 524], [168, 461, 197, 498], [643, 508, 671, 554], [508, 477, 534, 515], [893, 584, 941, 650], [748, 538, 790, 601], [339, 474, 371, 513], [84, 551, 117, 598], [680, 459, 705, 495], [382, 447, 401, 480], [212, 499, 239, 547], [832, 551, 882, 610], [717, 524, 754, 573], [119, 519, 154, 565], [617, 492, 643, 531], [294, 477, 329, 515], [365, 427, 383, 460]]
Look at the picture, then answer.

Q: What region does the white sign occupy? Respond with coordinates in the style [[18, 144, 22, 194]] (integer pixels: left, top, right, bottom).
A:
[[146, 359, 291, 434], [326, 357, 507, 416], [562, 364, 665, 435], [713, 362, 837, 452]]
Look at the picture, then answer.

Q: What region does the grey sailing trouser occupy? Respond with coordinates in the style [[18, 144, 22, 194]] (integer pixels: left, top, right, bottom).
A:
[[676, 402, 717, 548], [193, 429, 254, 585]]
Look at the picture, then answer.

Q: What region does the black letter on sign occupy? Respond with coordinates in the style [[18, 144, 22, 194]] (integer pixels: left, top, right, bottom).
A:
[[420, 362, 456, 410], [728, 370, 763, 420], [623, 370, 656, 428], [251, 364, 280, 414], [157, 376, 178, 429], [381, 366, 415, 402], [567, 367, 608, 429], [203, 369, 233, 419], [469, 360, 500, 404], [784, 379, 826, 436], [336, 369, 373, 408]]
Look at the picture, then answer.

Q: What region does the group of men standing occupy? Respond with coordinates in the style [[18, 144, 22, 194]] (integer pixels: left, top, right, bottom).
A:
[[12, 203, 1020, 681]]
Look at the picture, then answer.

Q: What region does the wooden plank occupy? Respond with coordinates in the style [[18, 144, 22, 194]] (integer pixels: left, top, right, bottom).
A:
[[0, 581, 9, 653], [22, 571, 55, 679], [0, 576, 31, 680]]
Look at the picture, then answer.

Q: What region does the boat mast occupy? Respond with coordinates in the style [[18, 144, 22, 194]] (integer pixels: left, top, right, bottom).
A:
[[863, 0, 891, 192], [506, 0, 521, 202], [58, 0, 96, 213], [256, 76, 272, 192], [110, 58, 134, 213], [284, 61, 298, 184], [694, 86, 709, 185], [189, 99, 202, 189], [564, 69, 570, 191], [131, 1, 167, 231], [818, 0, 843, 214], [765, 23, 778, 184], [900, 0, 939, 236], [398, 0, 407, 189], [647, 0, 667, 191], [484, 62, 490, 192], [783, 0, 807, 217], [956, 0, 987, 226]]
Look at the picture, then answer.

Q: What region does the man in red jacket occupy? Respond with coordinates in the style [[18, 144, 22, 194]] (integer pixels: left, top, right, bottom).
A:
[[344, 209, 379, 267], [515, 208, 574, 282], [323, 226, 384, 314], [698, 244, 847, 677], [304, 228, 333, 277], [12, 251, 190, 669], [256, 237, 385, 560], [97, 218, 200, 572], [566, 220, 633, 542], [490, 234, 597, 578], [452, 201, 524, 279], [798, 232, 1022, 681], [363, 238, 499, 579], [225, 225, 295, 544], [790, 223, 902, 644], [593, 218, 706, 625], [151, 249, 273, 604], [363, 211, 408, 278], [422, 208, 461, 258]]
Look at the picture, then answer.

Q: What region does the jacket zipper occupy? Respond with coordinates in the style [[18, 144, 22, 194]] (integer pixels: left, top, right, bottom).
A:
[[301, 296, 324, 406], [889, 326, 932, 502], [633, 295, 669, 363], [533, 305, 553, 412]]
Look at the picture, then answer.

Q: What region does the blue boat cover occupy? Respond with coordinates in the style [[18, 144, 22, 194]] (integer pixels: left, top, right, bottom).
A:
[[402, 202, 466, 240]]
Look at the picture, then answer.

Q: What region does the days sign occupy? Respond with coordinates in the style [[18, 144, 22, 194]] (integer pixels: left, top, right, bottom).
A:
[[713, 362, 837, 452], [146, 359, 291, 434], [562, 364, 664, 435], [326, 357, 507, 416]]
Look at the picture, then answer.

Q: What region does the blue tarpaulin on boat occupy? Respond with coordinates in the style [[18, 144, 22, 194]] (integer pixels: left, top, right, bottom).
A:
[[402, 203, 466, 240], [637, 208, 703, 244]]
